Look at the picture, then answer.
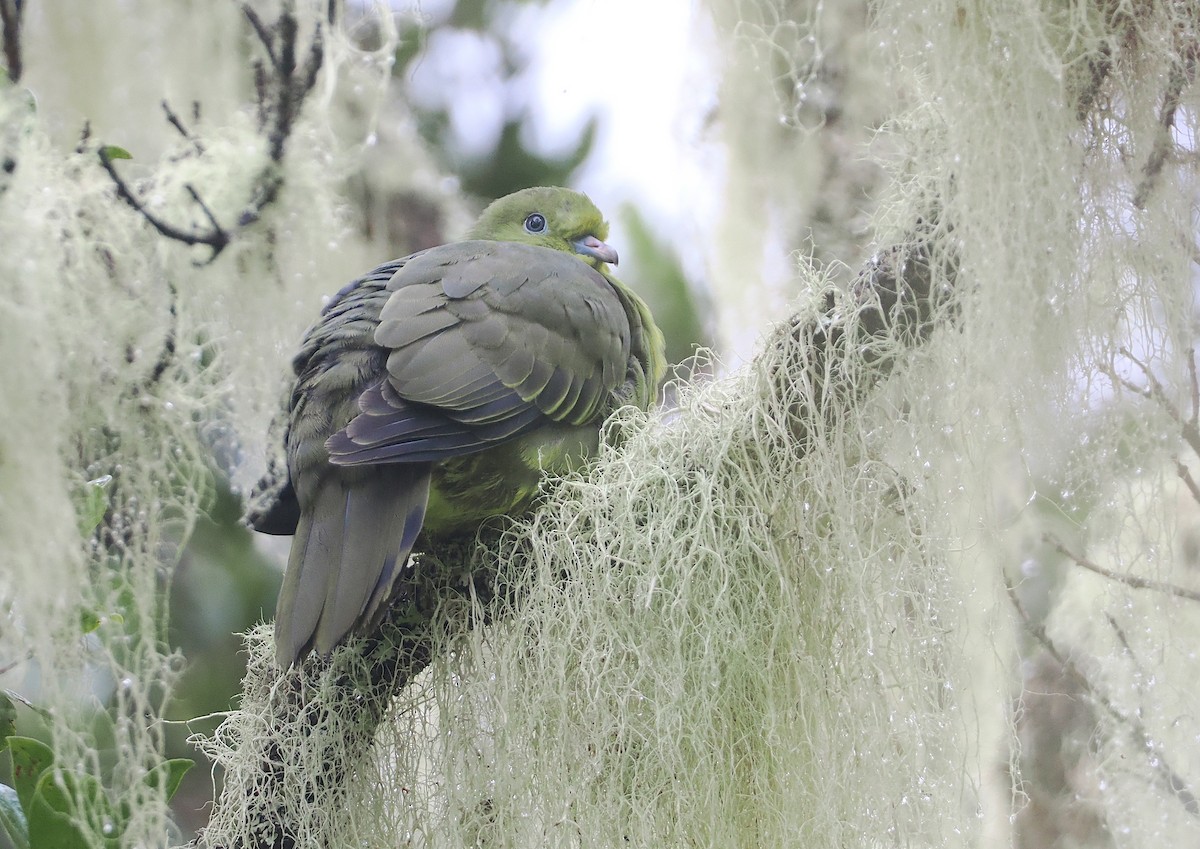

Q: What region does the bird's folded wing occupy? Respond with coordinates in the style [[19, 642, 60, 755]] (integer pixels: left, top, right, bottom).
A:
[[326, 241, 632, 467]]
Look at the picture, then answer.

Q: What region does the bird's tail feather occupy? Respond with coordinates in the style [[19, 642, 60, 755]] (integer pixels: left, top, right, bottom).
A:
[[274, 465, 431, 667]]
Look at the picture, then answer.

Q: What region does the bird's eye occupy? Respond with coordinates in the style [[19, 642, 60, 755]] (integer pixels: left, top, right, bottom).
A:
[[524, 213, 547, 234]]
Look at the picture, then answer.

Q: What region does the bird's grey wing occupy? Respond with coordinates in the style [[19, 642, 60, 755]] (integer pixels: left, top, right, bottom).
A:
[[326, 241, 633, 467], [265, 257, 433, 665]]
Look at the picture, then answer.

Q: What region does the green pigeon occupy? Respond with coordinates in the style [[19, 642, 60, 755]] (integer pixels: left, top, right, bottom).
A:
[[250, 187, 666, 667]]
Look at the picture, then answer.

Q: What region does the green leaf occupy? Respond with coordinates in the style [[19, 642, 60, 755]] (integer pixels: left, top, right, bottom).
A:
[[7, 737, 53, 813], [77, 475, 112, 536], [99, 145, 132, 161], [0, 783, 29, 849], [79, 609, 102, 634], [144, 758, 193, 803], [0, 693, 15, 751], [28, 769, 119, 849]]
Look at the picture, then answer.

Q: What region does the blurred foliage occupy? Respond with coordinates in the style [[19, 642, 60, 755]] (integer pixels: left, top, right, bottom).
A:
[[619, 204, 711, 365], [167, 475, 281, 831], [0, 733, 190, 849], [395, 0, 596, 200], [456, 117, 595, 202]]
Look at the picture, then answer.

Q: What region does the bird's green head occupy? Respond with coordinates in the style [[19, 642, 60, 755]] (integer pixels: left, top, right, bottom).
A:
[[468, 186, 619, 270]]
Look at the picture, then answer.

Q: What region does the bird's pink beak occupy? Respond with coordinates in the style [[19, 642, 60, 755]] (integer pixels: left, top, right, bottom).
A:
[[573, 235, 619, 266]]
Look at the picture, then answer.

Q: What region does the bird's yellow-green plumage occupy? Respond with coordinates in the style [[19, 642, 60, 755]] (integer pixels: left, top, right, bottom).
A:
[[251, 187, 666, 667]]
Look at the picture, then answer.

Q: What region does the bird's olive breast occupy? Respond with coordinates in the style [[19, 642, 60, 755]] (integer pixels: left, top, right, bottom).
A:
[[422, 420, 600, 536]]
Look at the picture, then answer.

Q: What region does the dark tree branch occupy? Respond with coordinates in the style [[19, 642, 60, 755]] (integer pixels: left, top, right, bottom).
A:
[[185, 184, 223, 234], [75, 120, 92, 155], [1133, 39, 1196, 209], [0, 0, 24, 187], [252, 59, 269, 129], [99, 4, 326, 262], [1133, 66, 1186, 209], [162, 100, 204, 152], [98, 146, 231, 257], [241, 6, 279, 71], [0, 0, 23, 84], [131, 280, 179, 393], [1177, 460, 1200, 506]]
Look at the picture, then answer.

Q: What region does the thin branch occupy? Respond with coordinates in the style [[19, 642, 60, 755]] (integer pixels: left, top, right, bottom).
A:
[[0, 651, 31, 677], [162, 99, 204, 152], [1177, 460, 1200, 506], [227, 4, 327, 231], [1007, 582, 1199, 817], [1044, 533, 1200, 603], [127, 279, 179, 393], [1103, 612, 1151, 717], [1189, 347, 1199, 424], [0, 0, 23, 84], [1110, 346, 1200, 459], [99, 6, 327, 262], [241, 5, 279, 70], [252, 59, 269, 129], [255, 4, 324, 164], [185, 184, 223, 233], [98, 146, 230, 258], [75, 120, 92, 155], [1072, 42, 1113, 122]]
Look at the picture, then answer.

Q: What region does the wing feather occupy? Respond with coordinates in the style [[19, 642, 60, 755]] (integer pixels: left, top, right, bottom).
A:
[[327, 241, 632, 467]]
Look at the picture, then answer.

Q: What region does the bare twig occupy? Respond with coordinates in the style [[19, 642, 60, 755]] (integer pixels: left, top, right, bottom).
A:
[[98, 5, 327, 262], [0, 0, 23, 84], [0, 651, 31, 677], [1007, 582, 1199, 817], [185, 184, 223, 233], [162, 100, 204, 152], [75, 120, 92, 155], [127, 279, 179, 393], [251, 58, 269, 128], [1103, 612, 1152, 706], [1177, 460, 1200, 506], [1044, 533, 1200, 603], [1110, 346, 1200, 459], [1188, 347, 1198, 423], [98, 146, 231, 257], [241, 5, 279, 70]]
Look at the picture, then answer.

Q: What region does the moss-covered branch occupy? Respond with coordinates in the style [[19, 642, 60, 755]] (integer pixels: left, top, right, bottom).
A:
[[198, 221, 957, 847]]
